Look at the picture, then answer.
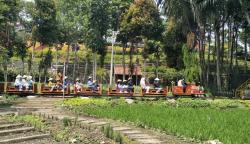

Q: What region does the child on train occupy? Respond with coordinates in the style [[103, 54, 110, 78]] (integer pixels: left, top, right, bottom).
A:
[[92, 80, 99, 91], [14, 75, 23, 91], [153, 78, 162, 93], [48, 78, 55, 91], [27, 76, 33, 91], [122, 80, 128, 93], [75, 78, 83, 92], [87, 76, 95, 90], [63, 76, 69, 89], [116, 79, 123, 93], [127, 77, 134, 93], [140, 77, 150, 93], [55, 79, 63, 90], [22, 75, 29, 91]]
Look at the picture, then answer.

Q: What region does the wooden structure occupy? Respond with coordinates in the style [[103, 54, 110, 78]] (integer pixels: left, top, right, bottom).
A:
[[108, 87, 133, 97], [141, 88, 168, 96], [74, 86, 102, 96], [6, 83, 38, 95], [41, 84, 70, 95], [114, 64, 142, 85]]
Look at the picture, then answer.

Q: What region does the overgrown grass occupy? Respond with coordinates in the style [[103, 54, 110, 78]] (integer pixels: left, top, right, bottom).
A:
[[62, 98, 250, 144], [8, 115, 46, 130]]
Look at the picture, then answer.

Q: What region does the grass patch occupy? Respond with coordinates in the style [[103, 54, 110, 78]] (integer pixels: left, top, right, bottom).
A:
[[62, 98, 250, 144], [7, 114, 46, 130]]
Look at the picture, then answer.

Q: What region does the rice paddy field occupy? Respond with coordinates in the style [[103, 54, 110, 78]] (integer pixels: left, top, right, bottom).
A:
[[62, 98, 250, 144]]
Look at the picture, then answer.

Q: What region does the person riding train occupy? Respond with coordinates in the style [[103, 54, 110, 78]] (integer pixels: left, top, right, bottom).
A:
[[122, 80, 128, 93], [178, 78, 186, 93], [27, 76, 33, 91], [127, 77, 134, 93], [75, 78, 83, 92], [153, 78, 162, 93], [14, 75, 23, 91], [48, 78, 55, 91], [140, 77, 150, 93], [116, 79, 123, 93]]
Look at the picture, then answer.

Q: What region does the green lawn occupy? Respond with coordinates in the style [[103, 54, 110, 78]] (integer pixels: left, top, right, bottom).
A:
[[62, 98, 250, 144]]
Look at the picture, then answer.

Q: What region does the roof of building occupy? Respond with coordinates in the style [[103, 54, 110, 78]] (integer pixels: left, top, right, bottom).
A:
[[114, 64, 142, 75]]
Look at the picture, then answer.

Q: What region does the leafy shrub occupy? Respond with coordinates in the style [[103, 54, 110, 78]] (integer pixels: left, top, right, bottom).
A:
[[3, 94, 18, 103], [62, 117, 72, 127], [9, 115, 45, 130]]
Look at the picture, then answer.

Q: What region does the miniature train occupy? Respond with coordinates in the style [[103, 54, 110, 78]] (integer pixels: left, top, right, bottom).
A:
[[0, 82, 205, 97]]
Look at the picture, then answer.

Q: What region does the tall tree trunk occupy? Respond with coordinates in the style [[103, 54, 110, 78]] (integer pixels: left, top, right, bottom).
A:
[[55, 44, 58, 73], [244, 29, 248, 73], [230, 23, 235, 72], [73, 45, 77, 81], [227, 20, 231, 64], [206, 23, 212, 86], [83, 60, 88, 82], [221, 22, 225, 64], [22, 59, 25, 74], [122, 45, 126, 80], [129, 42, 134, 77], [235, 28, 239, 67], [215, 24, 222, 91], [93, 51, 96, 80], [66, 44, 70, 76]]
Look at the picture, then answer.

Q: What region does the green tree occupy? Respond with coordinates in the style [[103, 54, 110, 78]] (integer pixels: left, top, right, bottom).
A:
[[0, 0, 21, 83], [56, 0, 89, 76], [14, 35, 27, 74], [33, 0, 58, 45], [85, 0, 110, 80], [118, 0, 163, 76]]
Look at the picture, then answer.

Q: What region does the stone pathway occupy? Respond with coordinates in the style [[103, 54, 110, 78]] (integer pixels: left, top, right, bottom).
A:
[[12, 97, 196, 144], [0, 113, 57, 144]]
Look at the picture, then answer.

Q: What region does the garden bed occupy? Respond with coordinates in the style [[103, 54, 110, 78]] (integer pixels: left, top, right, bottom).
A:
[[61, 98, 250, 144]]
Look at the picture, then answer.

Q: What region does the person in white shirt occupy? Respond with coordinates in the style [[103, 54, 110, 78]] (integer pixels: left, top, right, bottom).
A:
[[178, 78, 186, 92], [22, 75, 29, 90], [117, 79, 123, 93], [122, 80, 128, 93], [140, 77, 150, 93], [153, 78, 162, 93], [14, 75, 23, 91]]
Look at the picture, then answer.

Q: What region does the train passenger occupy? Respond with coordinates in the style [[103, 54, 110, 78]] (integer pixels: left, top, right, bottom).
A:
[[14, 75, 23, 91], [87, 76, 95, 91], [55, 79, 63, 90], [178, 78, 186, 93], [27, 76, 33, 90], [122, 80, 128, 93], [154, 78, 162, 93], [117, 79, 123, 93], [56, 72, 63, 82], [140, 77, 150, 93], [75, 78, 83, 92], [92, 80, 99, 91], [127, 77, 134, 93], [48, 78, 55, 91], [22, 75, 29, 91], [63, 76, 69, 89]]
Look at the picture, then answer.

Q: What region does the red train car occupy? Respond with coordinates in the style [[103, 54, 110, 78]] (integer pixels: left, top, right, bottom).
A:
[[6, 83, 38, 95], [74, 87, 102, 96], [172, 84, 205, 97]]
